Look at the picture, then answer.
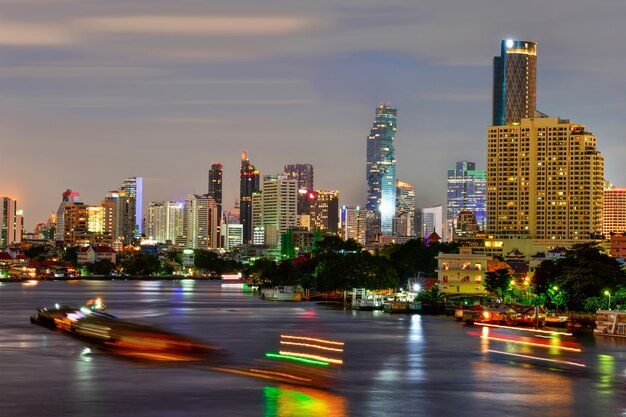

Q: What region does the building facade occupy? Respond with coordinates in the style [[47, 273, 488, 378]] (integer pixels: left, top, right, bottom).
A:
[[120, 177, 143, 238], [366, 104, 397, 238], [493, 39, 537, 126], [240, 151, 260, 244], [487, 117, 604, 239], [603, 188, 626, 238], [447, 161, 486, 238], [186, 194, 219, 250], [420, 206, 445, 242], [208, 163, 223, 226], [340, 205, 366, 245], [284, 164, 314, 215], [437, 249, 489, 294], [55, 189, 81, 243], [395, 180, 416, 236], [309, 190, 339, 234], [0, 197, 22, 248], [251, 175, 298, 249]]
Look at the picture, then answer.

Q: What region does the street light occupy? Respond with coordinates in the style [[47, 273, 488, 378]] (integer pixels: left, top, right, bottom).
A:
[[605, 290, 611, 310]]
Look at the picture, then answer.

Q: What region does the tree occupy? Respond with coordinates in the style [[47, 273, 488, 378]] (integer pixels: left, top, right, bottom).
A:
[[62, 246, 79, 266], [484, 268, 513, 300], [89, 259, 116, 276]]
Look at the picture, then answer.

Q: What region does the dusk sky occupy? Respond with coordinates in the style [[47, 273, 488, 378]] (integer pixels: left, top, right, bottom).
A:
[[2, 0, 626, 229]]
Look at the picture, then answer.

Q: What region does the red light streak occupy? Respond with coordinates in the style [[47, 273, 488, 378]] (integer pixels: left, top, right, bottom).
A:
[[475, 322, 572, 336], [280, 335, 344, 346], [487, 349, 587, 367], [280, 341, 344, 352], [480, 334, 582, 352], [278, 350, 343, 364]]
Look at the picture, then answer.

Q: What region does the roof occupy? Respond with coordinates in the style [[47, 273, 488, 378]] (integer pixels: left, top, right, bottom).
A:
[[0, 252, 13, 260]]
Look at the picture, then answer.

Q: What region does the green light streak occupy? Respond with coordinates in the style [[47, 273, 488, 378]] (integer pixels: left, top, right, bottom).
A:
[[265, 353, 329, 366]]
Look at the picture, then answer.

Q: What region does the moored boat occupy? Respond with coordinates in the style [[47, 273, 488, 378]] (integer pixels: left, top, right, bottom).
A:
[[594, 310, 626, 337], [260, 286, 303, 302]]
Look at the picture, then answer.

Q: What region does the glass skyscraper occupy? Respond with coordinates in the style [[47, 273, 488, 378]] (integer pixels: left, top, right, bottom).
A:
[[208, 163, 223, 224], [240, 151, 260, 244], [493, 39, 537, 126], [283, 163, 314, 215], [366, 103, 397, 237], [446, 161, 486, 237]]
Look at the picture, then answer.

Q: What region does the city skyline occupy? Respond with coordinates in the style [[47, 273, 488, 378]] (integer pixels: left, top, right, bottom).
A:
[[2, 1, 626, 230]]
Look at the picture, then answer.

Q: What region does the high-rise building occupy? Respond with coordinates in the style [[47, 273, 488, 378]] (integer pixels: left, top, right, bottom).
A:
[[309, 190, 339, 233], [186, 194, 219, 249], [284, 164, 314, 215], [487, 117, 604, 239], [103, 189, 135, 245], [63, 203, 90, 246], [208, 163, 223, 224], [366, 103, 397, 238], [251, 175, 298, 249], [493, 40, 537, 126], [603, 188, 626, 238], [55, 189, 80, 243], [395, 181, 415, 236], [240, 151, 260, 244], [340, 205, 366, 245], [1, 197, 21, 247], [223, 223, 244, 250], [420, 205, 445, 241], [146, 201, 186, 244], [120, 177, 143, 237], [447, 161, 486, 237]]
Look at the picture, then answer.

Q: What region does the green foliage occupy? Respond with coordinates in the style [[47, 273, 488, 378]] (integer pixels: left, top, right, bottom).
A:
[[484, 268, 512, 299], [116, 252, 160, 276], [23, 245, 50, 259], [194, 249, 241, 275], [547, 286, 567, 311], [385, 239, 459, 281], [88, 259, 116, 276], [418, 286, 446, 304], [62, 246, 79, 266]]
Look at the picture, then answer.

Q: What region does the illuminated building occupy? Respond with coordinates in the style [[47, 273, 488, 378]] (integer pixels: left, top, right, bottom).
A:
[[395, 180, 415, 236], [223, 223, 243, 250], [284, 164, 314, 215], [437, 248, 489, 294], [185, 194, 219, 249], [309, 190, 339, 233], [487, 117, 604, 239], [340, 205, 365, 245], [240, 151, 260, 244], [146, 201, 185, 244], [63, 203, 90, 246], [493, 39, 537, 126], [87, 206, 105, 234], [366, 103, 397, 238], [603, 188, 626, 238], [120, 177, 143, 237], [0, 196, 22, 247], [251, 175, 298, 249], [447, 161, 486, 237], [103, 189, 135, 245], [208, 163, 223, 226], [54, 189, 80, 242], [420, 205, 445, 241]]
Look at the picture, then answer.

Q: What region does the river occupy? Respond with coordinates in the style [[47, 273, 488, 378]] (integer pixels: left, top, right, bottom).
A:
[[1, 280, 625, 417]]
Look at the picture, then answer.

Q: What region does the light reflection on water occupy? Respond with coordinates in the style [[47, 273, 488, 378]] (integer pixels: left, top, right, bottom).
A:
[[2, 280, 626, 417]]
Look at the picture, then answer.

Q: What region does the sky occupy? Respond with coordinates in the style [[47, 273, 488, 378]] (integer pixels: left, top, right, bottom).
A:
[[2, 0, 626, 230]]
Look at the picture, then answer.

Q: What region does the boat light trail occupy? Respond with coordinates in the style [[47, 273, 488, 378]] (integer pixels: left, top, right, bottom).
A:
[[280, 335, 344, 346], [480, 335, 582, 352], [265, 353, 330, 366], [475, 322, 572, 336], [278, 351, 343, 365], [487, 349, 587, 367], [280, 341, 344, 352]]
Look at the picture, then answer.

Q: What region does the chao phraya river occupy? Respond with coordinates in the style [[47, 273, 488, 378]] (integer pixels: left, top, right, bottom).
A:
[[1, 280, 626, 417]]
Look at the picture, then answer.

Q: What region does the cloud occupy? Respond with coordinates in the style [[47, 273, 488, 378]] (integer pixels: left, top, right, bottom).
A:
[[76, 15, 317, 36], [0, 20, 73, 45], [0, 66, 162, 77]]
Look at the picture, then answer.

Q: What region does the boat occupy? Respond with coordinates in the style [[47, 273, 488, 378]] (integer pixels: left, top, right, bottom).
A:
[[260, 286, 303, 302], [351, 288, 384, 311], [221, 274, 258, 291], [594, 310, 626, 337], [544, 313, 569, 327], [383, 293, 421, 313], [31, 304, 215, 361]]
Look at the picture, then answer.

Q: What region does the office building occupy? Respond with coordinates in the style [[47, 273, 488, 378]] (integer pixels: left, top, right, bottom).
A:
[[121, 177, 143, 237], [340, 205, 366, 245], [447, 161, 486, 237], [55, 189, 81, 243], [493, 39, 537, 126], [284, 164, 314, 215], [223, 223, 244, 250], [1, 197, 22, 247], [487, 117, 604, 239], [395, 180, 416, 236], [208, 163, 223, 225], [186, 194, 219, 249], [251, 175, 298, 249], [420, 205, 445, 241], [603, 188, 626, 238], [240, 151, 260, 244], [366, 103, 397, 238], [309, 190, 339, 233]]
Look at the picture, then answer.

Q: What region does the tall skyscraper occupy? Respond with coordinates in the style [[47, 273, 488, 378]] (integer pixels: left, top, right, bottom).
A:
[[395, 180, 416, 236], [603, 187, 626, 238], [251, 175, 298, 249], [340, 205, 366, 245], [146, 201, 185, 244], [1, 197, 21, 248], [55, 189, 81, 243], [366, 103, 397, 238], [447, 161, 486, 237], [103, 189, 135, 245], [487, 117, 604, 239], [208, 163, 223, 224], [284, 164, 314, 215], [420, 205, 444, 240], [186, 194, 219, 249], [493, 40, 537, 126], [121, 177, 143, 237], [240, 151, 260, 244], [309, 190, 339, 233]]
